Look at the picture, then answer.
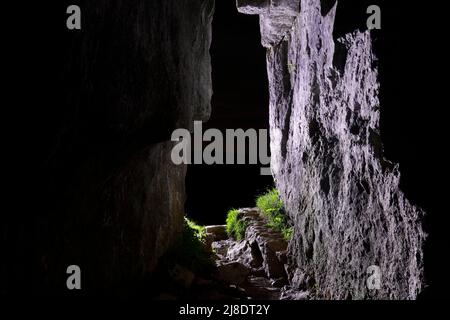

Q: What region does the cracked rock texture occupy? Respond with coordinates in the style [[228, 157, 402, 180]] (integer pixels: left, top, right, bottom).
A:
[[238, 0, 425, 299]]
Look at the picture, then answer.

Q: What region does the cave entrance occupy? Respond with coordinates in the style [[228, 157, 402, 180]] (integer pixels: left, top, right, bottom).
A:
[[185, 0, 272, 225]]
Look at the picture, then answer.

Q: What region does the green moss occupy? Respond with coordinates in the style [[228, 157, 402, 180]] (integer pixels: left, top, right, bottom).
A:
[[256, 188, 293, 241], [185, 217, 206, 241], [159, 217, 213, 274], [226, 209, 249, 241]]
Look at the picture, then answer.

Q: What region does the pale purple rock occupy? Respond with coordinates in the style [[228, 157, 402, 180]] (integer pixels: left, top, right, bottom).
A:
[[237, 0, 425, 299]]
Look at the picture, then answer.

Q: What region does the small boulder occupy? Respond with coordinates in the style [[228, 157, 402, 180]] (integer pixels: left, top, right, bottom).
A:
[[257, 238, 288, 279], [227, 240, 263, 268], [205, 225, 228, 241], [203, 233, 215, 251], [212, 240, 232, 258], [215, 261, 250, 285]]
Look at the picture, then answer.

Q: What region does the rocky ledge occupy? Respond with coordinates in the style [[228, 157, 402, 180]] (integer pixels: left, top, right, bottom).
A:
[[208, 208, 308, 300]]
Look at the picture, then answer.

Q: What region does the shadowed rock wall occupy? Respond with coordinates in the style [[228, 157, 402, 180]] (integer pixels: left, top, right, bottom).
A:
[[4, 0, 214, 294], [237, 0, 425, 299]]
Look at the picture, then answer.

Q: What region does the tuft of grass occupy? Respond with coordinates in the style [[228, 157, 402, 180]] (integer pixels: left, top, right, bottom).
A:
[[159, 217, 213, 274], [185, 217, 206, 242], [256, 188, 293, 241], [226, 209, 249, 241]]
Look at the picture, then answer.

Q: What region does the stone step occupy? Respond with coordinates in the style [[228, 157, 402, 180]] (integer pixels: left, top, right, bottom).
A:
[[213, 207, 289, 283], [205, 225, 228, 241]]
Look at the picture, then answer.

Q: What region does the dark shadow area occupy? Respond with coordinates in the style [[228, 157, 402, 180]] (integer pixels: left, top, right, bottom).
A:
[[185, 0, 273, 225]]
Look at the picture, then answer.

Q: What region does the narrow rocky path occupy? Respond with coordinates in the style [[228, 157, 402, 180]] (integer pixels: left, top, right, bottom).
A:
[[154, 208, 307, 300], [204, 208, 304, 300]]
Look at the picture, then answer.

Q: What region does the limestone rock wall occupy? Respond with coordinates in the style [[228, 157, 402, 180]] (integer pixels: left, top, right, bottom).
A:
[[238, 0, 425, 299], [5, 0, 214, 294]]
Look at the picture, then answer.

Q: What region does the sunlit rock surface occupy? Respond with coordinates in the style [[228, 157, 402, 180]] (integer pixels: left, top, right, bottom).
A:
[[237, 0, 425, 299]]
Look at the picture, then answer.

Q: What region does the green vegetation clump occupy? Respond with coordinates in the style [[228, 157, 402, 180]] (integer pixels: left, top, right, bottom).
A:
[[159, 217, 213, 274], [256, 188, 293, 240], [185, 217, 206, 242], [226, 209, 249, 241]]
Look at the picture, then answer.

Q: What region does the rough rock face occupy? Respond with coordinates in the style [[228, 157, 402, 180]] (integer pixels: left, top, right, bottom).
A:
[[6, 0, 214, 293], [238, 0, 425, 299]]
